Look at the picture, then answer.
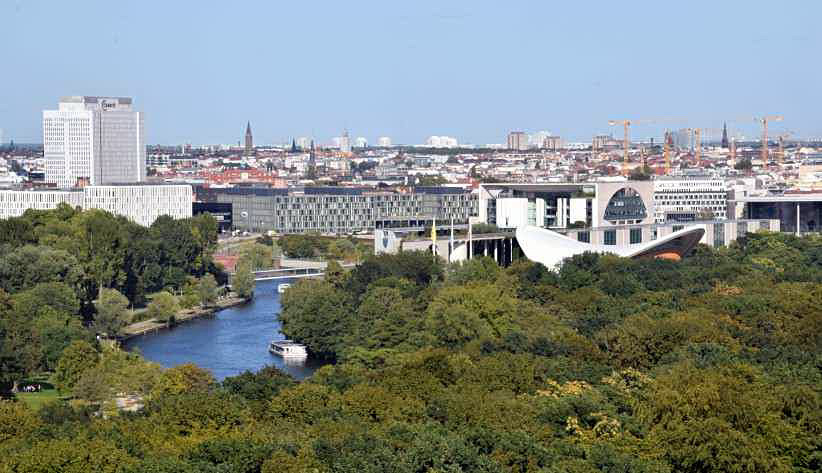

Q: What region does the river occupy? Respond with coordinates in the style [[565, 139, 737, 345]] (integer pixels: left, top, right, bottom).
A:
[[124, 279, 327, 380]]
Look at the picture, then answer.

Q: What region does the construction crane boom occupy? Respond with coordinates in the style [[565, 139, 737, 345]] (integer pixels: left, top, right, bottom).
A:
[[608, 120, 632, 175], [755, 115, 783, 167]]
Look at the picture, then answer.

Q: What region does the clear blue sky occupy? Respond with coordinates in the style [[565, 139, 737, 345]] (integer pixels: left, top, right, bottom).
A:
[[2, 0, 819, 145]]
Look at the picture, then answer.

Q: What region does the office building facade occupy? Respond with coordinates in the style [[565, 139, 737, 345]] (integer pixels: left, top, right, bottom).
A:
[[653, 176, 728, 223], [0, 185, 191, 227], [196, 186, 477, 234], [43, 96, 145, 187]]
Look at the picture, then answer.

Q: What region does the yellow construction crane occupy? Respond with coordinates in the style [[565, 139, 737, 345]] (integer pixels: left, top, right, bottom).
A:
[[690, 128, 724, 168], [754, 115, 783, 166], [608, 118, 679, 175], [730, 137, 737, 167], [608, 119, 637, 175]]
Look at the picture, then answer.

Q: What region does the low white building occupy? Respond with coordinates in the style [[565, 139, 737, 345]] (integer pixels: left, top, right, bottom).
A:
[[425, 136, 459, 148], [0, 185, 192, 227]]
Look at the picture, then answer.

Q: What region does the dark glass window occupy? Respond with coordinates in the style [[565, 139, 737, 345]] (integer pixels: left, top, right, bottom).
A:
[[630, 228, 642, 244], [577, 231, 590, 243], [604, 229, 616, 245], [714, 223, 725, 247], [604, 187, 648, 223]]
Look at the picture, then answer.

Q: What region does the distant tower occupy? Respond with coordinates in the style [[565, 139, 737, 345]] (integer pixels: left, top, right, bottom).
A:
[[721, 122, 729, 149], [307, 140, 317, 179], [340, 129, 351, 153], [244, 122, 253, 155]]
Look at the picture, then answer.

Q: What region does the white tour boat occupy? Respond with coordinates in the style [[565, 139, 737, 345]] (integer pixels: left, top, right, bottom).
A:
[[277, 283, 291, 294], [268, 340, 308, 359]]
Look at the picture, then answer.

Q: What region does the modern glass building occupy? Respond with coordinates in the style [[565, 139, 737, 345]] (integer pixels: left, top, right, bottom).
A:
[[195, 186, 478, 234]]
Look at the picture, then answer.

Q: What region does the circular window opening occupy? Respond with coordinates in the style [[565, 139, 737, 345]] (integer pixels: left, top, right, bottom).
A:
[[604, 188, 647, 223]]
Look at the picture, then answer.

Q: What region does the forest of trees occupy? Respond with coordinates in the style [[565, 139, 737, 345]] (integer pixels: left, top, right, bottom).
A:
[[0, 205, 225, 387], [0, 223, 820, 472]]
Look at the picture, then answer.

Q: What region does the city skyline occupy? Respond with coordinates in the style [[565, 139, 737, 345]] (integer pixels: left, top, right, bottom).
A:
[[1, 1, 820, 144]]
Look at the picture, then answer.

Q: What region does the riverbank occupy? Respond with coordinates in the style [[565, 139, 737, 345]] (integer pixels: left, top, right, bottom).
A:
[[124, 279, 327, 380], [121, 295, 248, 340]]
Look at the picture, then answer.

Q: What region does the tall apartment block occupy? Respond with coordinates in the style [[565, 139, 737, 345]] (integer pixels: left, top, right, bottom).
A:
[[43, 96, 145, 188], [507, 131, 528, 151]]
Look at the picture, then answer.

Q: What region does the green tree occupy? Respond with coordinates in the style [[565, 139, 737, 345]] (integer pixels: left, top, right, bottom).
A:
[[53, 340, 99, 392], [2, 438, 139, 472], [146, 291, 181, 323], [324, 260, 346, 287], [221, 365, 295, 401], [280, 279, 351, 358], [152, 363, 215, 397], [232, 260, 255, 299], [93, 288, 131, 337], [327, 238, 358, 260], [72, 347, 162, 403], [0, 401, 42, 444], [0, 217, 36, 247], [76, 210, 131, 299], [637, 362, 803, 473], [447, 256, 501, 285], [11, 282, 80, 321], [0, 246, 84, 296], [189, 213, 218, 274], [238, 243, 273, 270], [424, 283, 520, 348], [0, 299, 26, 390], [278, 235, 317, 258], [348, 286, 417, 352], [33, 309, 90, 370], [198, 274, 218, 308], [471, 223, 499, 234]]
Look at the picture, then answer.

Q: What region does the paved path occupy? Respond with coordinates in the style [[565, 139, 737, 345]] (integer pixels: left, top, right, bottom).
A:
[[121, 295, 247, 339]]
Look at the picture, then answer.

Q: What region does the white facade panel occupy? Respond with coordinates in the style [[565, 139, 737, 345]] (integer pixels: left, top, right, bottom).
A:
[[0, 190, 84, 220], [0, 185, 191, 227], [569, 198, 587, 225], [495, 198, 529, 229]]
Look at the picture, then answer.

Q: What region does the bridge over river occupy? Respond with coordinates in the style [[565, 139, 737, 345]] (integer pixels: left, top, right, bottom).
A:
[[228, 259, 357, 282]]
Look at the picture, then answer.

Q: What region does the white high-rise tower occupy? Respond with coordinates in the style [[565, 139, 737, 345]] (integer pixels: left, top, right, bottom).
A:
[[339, 129, 351, 153], [43, 96, 145, 187]]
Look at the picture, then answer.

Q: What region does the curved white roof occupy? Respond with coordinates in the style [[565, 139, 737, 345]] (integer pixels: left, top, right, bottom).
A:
[[515, 225, 705, 269]]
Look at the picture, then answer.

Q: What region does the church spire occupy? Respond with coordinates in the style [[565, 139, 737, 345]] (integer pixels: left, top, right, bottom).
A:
[[244, 121, 253, 156], [721, 122, 729, 149]]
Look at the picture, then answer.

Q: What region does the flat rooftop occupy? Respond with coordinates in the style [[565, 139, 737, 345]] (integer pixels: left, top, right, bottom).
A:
[[733, 194, 822, 203]]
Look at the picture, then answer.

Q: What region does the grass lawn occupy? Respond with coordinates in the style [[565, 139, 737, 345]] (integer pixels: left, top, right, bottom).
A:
[[16, 388, 61, 410], [14, 377, 63, 410]]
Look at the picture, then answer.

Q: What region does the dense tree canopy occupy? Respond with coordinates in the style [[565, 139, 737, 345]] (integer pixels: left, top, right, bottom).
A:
[[0, 206, 223, 383], [1, 230, 821, 472]]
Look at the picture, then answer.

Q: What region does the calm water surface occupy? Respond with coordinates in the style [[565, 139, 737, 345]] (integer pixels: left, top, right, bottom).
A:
[[125, 279, 327, 380]]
